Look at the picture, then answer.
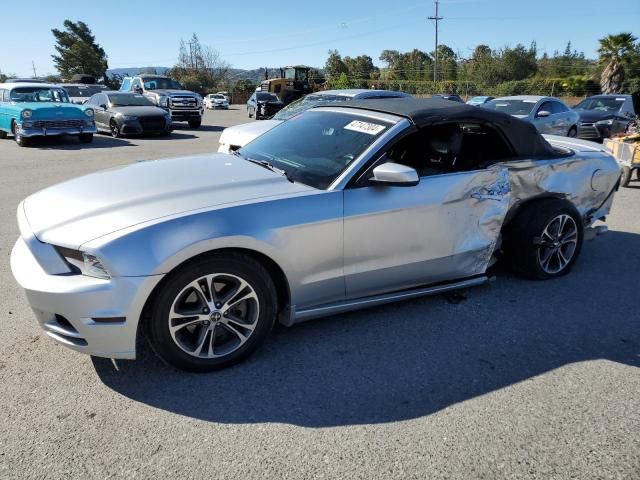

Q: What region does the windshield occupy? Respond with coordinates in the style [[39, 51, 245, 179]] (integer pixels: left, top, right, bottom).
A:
[[273, 94, 349, 121], [10, 87, 70, 103], [483, 99, 537, 115], [257, 93, 280, 102], [211, 94, 225, 99], [62, 85, 106, 97], [143, 77, 182, 90], [108, 93, 154, 107], [238, 110, 391, 189], [574, 97, 625, 112]]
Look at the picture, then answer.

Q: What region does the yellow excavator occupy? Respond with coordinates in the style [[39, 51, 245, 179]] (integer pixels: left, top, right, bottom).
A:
[[260, 66, 312, 105]]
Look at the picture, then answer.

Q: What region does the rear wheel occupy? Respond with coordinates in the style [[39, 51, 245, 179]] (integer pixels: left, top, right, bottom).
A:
[[620, 166, 632, 187], [505, 199, 583, 280], [188, 119, 202, 129], [146, 253, 277, 372]]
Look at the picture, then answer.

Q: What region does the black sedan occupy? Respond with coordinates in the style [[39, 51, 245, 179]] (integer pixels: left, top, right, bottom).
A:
[[573, 94, 638, 142], [247, 92, 284, 120], [86, 92, 172, 137]]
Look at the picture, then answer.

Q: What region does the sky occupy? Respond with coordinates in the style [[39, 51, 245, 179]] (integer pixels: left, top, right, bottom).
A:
[[1, 0, 639, 77]]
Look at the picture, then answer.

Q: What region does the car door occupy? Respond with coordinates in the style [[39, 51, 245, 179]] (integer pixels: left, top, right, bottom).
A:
[[533, 101, 555, 134], [92, 94, 108, 129], [0, 89, 9, 132], [550, 101, 570, 135], [342, 124, 513, 299]]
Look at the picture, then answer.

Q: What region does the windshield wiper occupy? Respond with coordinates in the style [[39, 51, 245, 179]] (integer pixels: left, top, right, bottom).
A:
[[235, 152, 293, 183]]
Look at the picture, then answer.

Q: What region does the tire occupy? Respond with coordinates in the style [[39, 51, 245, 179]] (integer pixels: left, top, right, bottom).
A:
[[79, 133, 93, 143], [12, 122, 29, 147], [620, 166, 632, 188], [159, 130, 171, 137], [567, 126, 577, 137], [146, 253, 277, 372], [504, 198, 583, 280], [254, 108, 261, 120], [188, 119, 202, 129], [110, 120, 121, 138]]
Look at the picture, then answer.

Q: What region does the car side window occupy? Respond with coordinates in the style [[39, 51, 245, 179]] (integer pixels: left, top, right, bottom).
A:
[[551, 101, 567, 114], [131, 78, 142, 92], [383, 122, 515, 178], [537, 101, 554, 116]]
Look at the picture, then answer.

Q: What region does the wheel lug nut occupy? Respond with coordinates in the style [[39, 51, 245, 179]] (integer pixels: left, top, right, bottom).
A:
[[215, 303, 222, 308]]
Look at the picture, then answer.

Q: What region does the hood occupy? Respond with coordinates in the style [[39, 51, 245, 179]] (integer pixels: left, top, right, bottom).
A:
[[219, 120, 281, 148], [151, 89, 198, 97], [109, 105, 168, 116], [23, 153, 312, 248], [257, 100, 284, 105], [13, 102, 86, 119], [512, 114, 529, 119], [575, 109, 622, 123]]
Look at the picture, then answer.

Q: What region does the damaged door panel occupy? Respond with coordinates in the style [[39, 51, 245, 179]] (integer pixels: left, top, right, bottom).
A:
[[343, 167, 511, 299]]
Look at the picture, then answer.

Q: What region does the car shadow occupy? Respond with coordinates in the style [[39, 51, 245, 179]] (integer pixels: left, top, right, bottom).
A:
[[172, 124, 225, 133], [93, 231, 640, 427], [28, 135, 132, 150]]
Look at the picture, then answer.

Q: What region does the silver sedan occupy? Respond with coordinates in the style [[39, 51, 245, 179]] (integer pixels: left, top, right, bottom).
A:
[[11, 99, 620, 371], [483, 95, 580, 137]]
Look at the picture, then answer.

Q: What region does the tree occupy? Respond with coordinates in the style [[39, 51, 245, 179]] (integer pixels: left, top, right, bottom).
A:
[[324, 50, 348, 78], [332, 72, 352, 89], [432, 44, 457, 80], [598, 32, 637, 93], [168, 33, 231, 94], [51, 20, 108, 80]]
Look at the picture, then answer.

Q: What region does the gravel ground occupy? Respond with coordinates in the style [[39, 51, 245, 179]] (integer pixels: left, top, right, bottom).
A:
[[0, 108, 638, 479]]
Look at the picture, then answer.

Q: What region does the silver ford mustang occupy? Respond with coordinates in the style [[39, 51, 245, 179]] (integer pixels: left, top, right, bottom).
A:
[[11, 99, 620, 372]]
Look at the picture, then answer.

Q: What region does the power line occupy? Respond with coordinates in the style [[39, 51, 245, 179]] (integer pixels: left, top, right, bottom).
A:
[[428, 1, 443, 82]]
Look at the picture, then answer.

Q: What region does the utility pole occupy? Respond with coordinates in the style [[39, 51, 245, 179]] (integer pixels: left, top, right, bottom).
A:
[[31, 61, 37, 78], [428, 0, 443, 82]]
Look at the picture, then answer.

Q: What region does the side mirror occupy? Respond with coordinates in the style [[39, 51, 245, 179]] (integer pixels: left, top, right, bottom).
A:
[[536, 110, 551, 118], [99, 104, 107, 110], [134, 86, 143, 94], [370, 162, 419, 187]]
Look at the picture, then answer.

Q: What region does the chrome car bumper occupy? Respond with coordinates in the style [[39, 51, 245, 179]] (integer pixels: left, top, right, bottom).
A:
[[18, 123, 97, 138], [10, 237, 163, 359]]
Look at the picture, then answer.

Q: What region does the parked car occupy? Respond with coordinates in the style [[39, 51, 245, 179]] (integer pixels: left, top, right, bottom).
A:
[[247, 92, 284, 120], [482, 96, 580, 137], [59, 84, 109, 104], [86, 92, 172, 138], [0, 82, 96, 147], [119, 74, 203, 128], [467, 96, 494, 106], [573, 94, 639, 142], [216, 91, 231, 104], [11, 98, 620, 371], [5, 78, 48, 83], [432, 93, 464, 103], [204, 93, 229, 110], [219, 89, 411, 153]]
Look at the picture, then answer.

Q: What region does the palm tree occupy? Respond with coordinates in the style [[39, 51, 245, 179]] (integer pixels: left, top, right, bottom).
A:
[[598, 33, 637, 93]]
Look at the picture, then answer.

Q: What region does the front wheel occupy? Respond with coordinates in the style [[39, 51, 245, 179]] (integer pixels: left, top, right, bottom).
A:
[[13, 123, 29, 147], [567, 126, 577, 137], [505, 199, 583, 280], [188, 119, 202, 129], [146, 253, 277, 372]]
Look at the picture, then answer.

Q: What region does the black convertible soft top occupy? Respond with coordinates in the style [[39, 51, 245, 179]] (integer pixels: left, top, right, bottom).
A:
[[321, 97, 557, 158]]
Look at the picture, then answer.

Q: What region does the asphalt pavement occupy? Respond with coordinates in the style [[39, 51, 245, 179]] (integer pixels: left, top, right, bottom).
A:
[[0, 107, 638, 479]]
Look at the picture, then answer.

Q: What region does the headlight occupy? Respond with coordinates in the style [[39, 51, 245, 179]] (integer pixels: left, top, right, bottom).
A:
[[595, 119, 614, 126], [21, 109, 32, 119], [82, 253, 110, 279], [55, 247, 111, 279], [84, 108, 94, 117], [116, 113, 136, 121], [158, 95, 169, 107]]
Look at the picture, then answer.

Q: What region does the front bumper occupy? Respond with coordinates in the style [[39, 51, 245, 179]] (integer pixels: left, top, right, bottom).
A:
[[118, 118, 172, 136], [18, 122, 97, 138], [167, 108, 203, 121], [10, 237, 163, 359]]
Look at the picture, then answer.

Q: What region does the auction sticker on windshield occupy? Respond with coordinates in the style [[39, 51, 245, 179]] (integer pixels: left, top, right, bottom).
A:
[[344, 120, 386, 135]]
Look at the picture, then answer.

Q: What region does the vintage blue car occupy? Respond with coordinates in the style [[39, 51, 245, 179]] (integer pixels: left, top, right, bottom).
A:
[[0, 82, 97, 147]]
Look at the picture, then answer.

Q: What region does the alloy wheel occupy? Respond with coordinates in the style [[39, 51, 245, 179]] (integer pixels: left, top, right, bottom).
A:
[[536, 214, 578, 274], [168, 273, 259, 359]]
